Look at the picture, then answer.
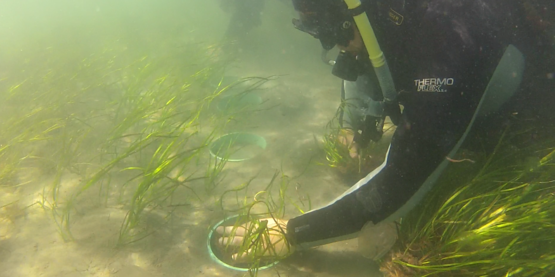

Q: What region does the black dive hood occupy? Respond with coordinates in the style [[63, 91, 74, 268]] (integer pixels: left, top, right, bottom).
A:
[[292, 0, 355, 50]]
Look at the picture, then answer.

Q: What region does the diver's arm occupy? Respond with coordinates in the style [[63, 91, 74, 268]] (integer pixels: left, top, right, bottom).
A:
[[287, 111, 455, 248]]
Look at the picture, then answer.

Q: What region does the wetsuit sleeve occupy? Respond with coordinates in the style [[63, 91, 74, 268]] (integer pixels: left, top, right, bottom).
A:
[[287, 0, 524, 248]]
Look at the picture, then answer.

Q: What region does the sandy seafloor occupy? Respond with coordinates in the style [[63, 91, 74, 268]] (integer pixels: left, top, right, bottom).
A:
[[0, 1, 395, 277]]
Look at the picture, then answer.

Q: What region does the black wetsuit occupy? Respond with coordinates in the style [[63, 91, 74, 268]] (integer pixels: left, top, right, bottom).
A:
[[221, 0, 266, 39], [288, 0, 548, 247]]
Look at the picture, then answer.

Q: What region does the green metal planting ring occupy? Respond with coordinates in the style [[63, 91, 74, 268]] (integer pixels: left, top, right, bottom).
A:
[[207, 215, 279, 272], [209, 133, 267, 162]]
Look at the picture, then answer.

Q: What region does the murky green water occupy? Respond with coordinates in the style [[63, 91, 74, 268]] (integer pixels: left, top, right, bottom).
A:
[[4, 1, 552, 277], [0, 1, 383, 277]]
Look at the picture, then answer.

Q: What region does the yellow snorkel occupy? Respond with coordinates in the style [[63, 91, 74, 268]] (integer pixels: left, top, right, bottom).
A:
[[343, 0, 398, 103]]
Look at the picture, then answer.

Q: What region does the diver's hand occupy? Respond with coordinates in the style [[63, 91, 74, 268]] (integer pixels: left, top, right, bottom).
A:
[[337, 129, 359, 159], [216, 218, 293, 261]]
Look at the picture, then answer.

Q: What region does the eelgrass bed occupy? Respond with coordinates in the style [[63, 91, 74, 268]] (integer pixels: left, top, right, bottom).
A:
[[380, 127, 555, 276], [0, 36, 279, 245]]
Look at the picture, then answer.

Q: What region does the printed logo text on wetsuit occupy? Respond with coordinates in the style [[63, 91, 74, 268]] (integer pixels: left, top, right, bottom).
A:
[[414, 78, 454, 92]]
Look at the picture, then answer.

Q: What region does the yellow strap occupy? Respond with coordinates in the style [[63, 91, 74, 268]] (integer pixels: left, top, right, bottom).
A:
[[343, 0, 386, 68]]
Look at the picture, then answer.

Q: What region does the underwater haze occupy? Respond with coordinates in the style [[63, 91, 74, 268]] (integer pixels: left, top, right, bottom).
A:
[[2, 1, 555, 277], [0, 1, 385, 277]]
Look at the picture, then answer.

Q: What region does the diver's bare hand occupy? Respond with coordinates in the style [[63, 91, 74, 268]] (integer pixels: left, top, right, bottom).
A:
[[337, 129, 360, 159], [216, 218, 293, 261]]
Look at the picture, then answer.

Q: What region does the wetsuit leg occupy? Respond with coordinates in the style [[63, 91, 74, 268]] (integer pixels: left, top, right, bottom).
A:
[[224, 0, 266, 40], [340, 80, 364, 130], [340, 73, 384, 131]]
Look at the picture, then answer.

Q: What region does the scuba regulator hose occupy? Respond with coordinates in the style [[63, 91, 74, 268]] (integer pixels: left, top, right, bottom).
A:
[[343, 0, 398, 105], [321, 49, 337, 66]]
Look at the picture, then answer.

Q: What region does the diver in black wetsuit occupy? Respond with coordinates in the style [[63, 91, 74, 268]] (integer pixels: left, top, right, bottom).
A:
[[220, 0, 266, 42], [217, 0, 554, 258]]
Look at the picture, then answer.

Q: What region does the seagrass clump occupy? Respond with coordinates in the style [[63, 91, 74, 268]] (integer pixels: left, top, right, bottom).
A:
[[381, 129, 555, 276]]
